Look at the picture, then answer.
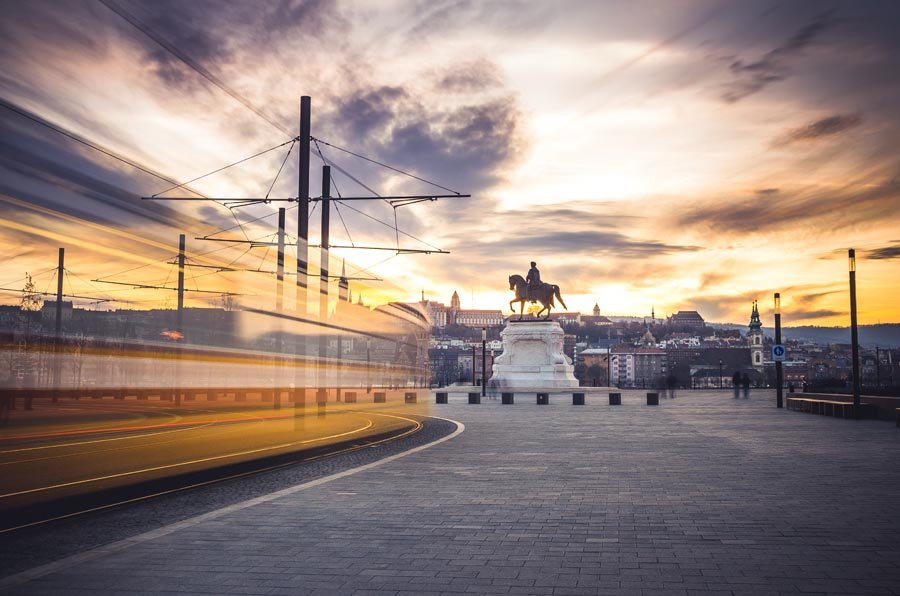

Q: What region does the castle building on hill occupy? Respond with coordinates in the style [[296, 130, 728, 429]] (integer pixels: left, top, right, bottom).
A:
[[422, 291, 504, 328]]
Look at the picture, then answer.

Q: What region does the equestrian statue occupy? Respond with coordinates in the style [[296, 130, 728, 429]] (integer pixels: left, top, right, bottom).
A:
[[508, 261, 567, 320]]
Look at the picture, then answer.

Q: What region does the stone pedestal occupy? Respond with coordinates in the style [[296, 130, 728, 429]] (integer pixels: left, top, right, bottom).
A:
[[488, 321, 578, 389]]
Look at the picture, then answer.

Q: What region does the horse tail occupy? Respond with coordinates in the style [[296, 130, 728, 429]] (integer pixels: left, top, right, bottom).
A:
[[554, 286, 567, 310]]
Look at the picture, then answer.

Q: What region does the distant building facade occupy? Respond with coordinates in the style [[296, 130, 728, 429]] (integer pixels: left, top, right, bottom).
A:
[[610, 347, 667, 388], [667, 310, 705, 329]]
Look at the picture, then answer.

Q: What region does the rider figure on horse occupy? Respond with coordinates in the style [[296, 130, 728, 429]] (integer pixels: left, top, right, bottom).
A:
[[525, 261, 542, 302]]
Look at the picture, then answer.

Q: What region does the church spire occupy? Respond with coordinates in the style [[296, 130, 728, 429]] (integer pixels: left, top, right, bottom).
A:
[[749, 300, 762, 331], [338, 259, 349, 303]]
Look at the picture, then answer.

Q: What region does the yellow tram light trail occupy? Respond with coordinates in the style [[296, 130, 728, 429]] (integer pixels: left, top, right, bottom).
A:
[[0, 411, 426, 535], [0, 422, 219, 456], [0, 418, 376, 500]]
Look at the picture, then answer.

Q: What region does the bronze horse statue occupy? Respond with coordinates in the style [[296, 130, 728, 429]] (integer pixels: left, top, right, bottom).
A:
[[508, 274, 567, 320]]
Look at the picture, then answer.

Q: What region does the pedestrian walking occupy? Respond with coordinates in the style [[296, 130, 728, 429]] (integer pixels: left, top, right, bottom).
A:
[[732, 371, 741, 398], [666, 373, 677, 399], [742, 373, 751, 399]]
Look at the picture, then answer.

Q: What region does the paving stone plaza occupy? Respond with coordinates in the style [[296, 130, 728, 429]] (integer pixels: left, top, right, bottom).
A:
[[4, 390, 900, 595]]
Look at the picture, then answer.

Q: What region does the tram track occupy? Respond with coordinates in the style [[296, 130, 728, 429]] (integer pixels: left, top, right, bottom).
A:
[[0, 410, 423, 533]]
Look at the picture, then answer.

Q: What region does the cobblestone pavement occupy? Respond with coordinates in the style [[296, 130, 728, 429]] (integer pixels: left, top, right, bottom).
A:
[[4, 390, 899, 596]]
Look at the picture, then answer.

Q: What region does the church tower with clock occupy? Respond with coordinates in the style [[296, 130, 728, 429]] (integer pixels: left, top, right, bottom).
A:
[[748, 300, 764, 370]]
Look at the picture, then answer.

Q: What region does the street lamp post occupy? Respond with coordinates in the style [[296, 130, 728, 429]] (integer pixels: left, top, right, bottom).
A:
[[365, 338, 371, 394], [490, 348, 495, 384], [481, 327, 487, 397], [607, 352, 611, 387], [849, 249, 861, 410], [471, 344, 476, 386], [718, 359, 723, 390], [775, 292, 783, 408]]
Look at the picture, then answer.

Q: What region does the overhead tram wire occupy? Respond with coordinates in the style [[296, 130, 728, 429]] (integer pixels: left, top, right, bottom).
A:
[[311, 140, 421, 252], [151, 138, 299, 198], [97, 0, 293, 139], [311, 137, 462, 195]]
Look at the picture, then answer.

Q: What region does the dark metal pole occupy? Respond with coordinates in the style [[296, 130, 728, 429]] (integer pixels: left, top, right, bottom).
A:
[[52, 247, 64, 402], [175, 234, 185, 407], [718, 359, 723, 390], [177, 234, 185, 334], [366, 338, 371, 393], [875, 346, 880, 389], [318, 166, 330, 404], [55, 247, 64, 335], [849, 249, 861, 409], [276, 208, 285, 312], [472, 344, 476, 386], [775, 292, 783, 408], [481, 327, 487, 397], [275, 208, 285, 410], [295, 96, 311, 411]]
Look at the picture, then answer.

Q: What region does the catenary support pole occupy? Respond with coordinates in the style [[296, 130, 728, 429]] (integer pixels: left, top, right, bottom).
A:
[[318, 165, 330, 403], [175, 234, 185, 407], [52, 247, 64, 402], [295, 96, 311, 413], [276, 208, 285, 312], [775, 292, 783, 408], [849, 249, 861, 410]]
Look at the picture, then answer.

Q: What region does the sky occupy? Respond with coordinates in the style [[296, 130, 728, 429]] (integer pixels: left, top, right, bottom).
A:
[[1, 0, 899, 326]]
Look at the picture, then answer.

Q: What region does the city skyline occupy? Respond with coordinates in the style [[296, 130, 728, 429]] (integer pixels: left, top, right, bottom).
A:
[[2, 1, 899, 325]]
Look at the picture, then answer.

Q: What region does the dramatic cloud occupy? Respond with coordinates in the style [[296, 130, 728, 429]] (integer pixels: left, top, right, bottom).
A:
[[327, 84, 523, 194], [436, 60, 504, 94], [2, 1, 900, 323], [772, 113, 862, 147], [867, 242, 900, 260], [676, 173, 900, 234], [720, 12, 832, 103]]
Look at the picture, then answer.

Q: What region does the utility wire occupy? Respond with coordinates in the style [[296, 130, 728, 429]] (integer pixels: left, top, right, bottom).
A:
[[266, 141, 295, 199], [151, 138, 297, 197], [333, 200, 442, 252], [97, 0, 293, 138], [311, 137, 461, 195]]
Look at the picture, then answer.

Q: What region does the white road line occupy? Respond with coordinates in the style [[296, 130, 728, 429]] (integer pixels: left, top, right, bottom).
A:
[[0, 415, 463, 590]]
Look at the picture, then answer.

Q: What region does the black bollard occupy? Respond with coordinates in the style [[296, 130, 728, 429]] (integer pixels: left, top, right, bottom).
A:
[[573, 392, 585, 406], [374, 391, 386, 403], [405, 392, 417, 404], [501, 392, 514, 405], [468, 392, 480, 404], [537, 392, 549, 405], [344, 391, 357, 403], [646, 392, 659, 406], [609, 392, 622, 405], [436, 391, 448, 404]]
